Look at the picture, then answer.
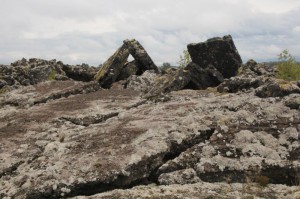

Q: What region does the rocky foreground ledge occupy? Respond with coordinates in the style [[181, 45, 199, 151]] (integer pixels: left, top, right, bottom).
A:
[[0, 36, 300, 198]]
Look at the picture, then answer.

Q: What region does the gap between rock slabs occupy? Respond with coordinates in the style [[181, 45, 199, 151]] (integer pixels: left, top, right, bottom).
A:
[[60, 112, 119, 127], [0, 161, 25, 179], [26, 128, 215, 199]]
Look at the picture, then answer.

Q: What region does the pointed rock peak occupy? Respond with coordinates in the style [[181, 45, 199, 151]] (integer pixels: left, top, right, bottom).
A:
[[123, 38, 159, 73]]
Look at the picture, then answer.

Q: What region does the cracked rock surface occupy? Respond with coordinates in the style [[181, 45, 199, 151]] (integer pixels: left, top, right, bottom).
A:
[[0, 78, 299, 198]]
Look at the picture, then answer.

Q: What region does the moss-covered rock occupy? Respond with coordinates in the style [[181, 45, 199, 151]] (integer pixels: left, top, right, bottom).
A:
[[0, 58, 68, 89], [284, 94, 300, 110], [94, 44, 129, 88], [255, 79, 300, 98]]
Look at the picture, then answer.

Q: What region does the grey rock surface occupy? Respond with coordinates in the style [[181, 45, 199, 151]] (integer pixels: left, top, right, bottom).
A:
[[0, 80, 299, 198]]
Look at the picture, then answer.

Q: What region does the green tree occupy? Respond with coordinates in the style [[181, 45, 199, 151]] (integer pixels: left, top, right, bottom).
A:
[[177, 49, 191, 68], [161, 62, 171, 69], [278, 49, 295, 62], [276, 49, 300, 81]]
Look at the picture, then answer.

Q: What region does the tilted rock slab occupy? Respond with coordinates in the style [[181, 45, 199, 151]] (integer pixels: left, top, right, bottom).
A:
[[94, 44, 129, 88], [95, 39, 158, 88]]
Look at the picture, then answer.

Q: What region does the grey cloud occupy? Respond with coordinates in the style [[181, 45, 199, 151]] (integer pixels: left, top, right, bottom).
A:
[[0, 0, 299, 66]]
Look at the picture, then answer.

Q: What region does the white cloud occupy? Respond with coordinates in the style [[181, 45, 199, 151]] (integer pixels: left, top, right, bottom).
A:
[[0, 0, 299, 66], [22, 17, 116, 39]]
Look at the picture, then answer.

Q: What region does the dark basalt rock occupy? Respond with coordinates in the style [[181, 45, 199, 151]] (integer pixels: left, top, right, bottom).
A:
[[185, 62, 224, 90], [187, 35, 242, 78], [0, 58, 68, 88], [117, 60, 140, 81]]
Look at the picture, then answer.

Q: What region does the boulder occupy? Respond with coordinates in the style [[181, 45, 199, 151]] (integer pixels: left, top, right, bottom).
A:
[[185, 62, 224, 89], [217, 76, 265, 93], [238, 59, 276, 77], [149, 68, 191, 95], [126, 70, 158, 93], [187, 35, 242, 78], [127, 68, 191, 96], [123, 39, 159, 73], [284, 94, 300, 110], [255, 79, 300, 98], [94, 44, 129, 88]]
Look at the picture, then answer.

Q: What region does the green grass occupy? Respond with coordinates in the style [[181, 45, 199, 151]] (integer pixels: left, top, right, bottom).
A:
[[48, 69, 57, 80]]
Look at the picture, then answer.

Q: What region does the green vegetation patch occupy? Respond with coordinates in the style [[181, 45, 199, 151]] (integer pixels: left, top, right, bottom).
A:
[[48, 69, 57, 81], [276, 50, 300, 81], [178, 49, 191, 68]]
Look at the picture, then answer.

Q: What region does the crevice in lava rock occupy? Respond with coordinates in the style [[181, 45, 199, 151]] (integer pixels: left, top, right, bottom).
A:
[[261, 166, 299, 186], [60, 112, 119, 126], [125, 99, 148, 110], [198, 166, 299, 186], [0, 161, 25, 178], [148, 128, 215, 184]]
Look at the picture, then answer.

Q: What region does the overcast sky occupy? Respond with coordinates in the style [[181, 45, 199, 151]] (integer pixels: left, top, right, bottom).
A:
[[1, 0, 300, 66]]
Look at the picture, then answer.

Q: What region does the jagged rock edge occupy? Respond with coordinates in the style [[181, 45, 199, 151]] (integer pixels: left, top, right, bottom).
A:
[[26, 128, 215, 198]]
